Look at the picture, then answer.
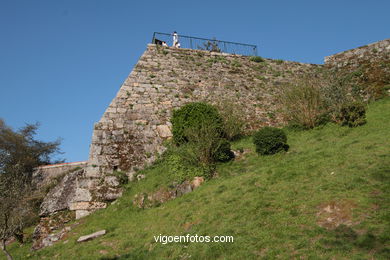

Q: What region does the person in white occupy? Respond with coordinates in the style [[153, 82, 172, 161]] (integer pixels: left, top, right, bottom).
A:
[[162, 41, 168, 47], [172, 31, 179, 48]]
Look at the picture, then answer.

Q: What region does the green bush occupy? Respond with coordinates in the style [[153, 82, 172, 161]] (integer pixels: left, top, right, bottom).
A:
[[184, 120, 233, 165], [165, 151, 202, 182], [170, 102, 234, 179], [171, 102, 223, 145], [280, 80, 327, 129], [215, 100, 246, 140], [253, 127, 289, 155], [339, 102, 367, 127], [250, 56, 265, 63]]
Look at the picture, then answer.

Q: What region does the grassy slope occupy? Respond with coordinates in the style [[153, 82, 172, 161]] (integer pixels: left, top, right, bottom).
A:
[[5, 98, 390, 260]]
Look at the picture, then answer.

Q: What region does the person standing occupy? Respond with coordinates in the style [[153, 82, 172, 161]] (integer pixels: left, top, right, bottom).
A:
[[172, 31, 179, 48]]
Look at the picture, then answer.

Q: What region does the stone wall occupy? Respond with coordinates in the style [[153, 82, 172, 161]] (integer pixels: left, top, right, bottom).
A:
[[32, 161, 88, 189], [39, 39, 389, 220], [324, 39, 390, 68], [88, 44, 322, 176]]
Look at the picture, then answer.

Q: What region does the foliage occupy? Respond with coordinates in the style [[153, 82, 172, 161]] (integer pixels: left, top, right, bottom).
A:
[[253, 127, 289, 155], [339, 102, 367, 127], [0, 119, 61, 259], [213, 139, 235, 162], [164, 147, 207, 182], [321, 73, 352, 122], [171, 102, 223, 145], [184, 120, 230, 166], [249, 56, 265, 63], [215, 100, 246, 141], [170, 102, 234, 179], [279, 79, 327, 129]]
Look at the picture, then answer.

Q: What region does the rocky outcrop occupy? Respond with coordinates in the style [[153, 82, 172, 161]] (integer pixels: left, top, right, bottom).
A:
[[133, 177, 204, 208], [39, 168, 84, 216], [32, 161, 88, 190], [31, 211, 75, 250], [77, 230, 106, 243]]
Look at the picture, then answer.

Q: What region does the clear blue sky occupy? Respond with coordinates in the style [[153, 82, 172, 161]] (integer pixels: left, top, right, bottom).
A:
[[0, 0, 389, 162]]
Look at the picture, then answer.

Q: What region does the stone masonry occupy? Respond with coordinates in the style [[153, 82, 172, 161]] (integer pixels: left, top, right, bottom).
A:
[[324, 38, 390, 67], [88, 44, 322, 175], [70, 39, 389, 218]]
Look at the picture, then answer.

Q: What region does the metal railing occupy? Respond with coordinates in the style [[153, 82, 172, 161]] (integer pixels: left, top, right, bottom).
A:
[[152, 32, 258, 56]]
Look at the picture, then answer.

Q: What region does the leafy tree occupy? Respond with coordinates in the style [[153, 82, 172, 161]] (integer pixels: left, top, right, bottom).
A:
[[0, 119, 61, 260]]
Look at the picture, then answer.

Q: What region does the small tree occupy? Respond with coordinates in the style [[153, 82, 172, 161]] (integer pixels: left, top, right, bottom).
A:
[[0, 119, 61, 260], [215, 99, 246, 140], [279, 79, 326, 129]]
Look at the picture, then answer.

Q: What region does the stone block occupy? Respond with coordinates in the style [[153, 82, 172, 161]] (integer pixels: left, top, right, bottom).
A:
[[77, 230, 106, 242], [75, 210, 91, 220], [69, 202, 107, 211], [156, 125, 172, 138], [104, 176, 120, 187], [74, 188, 92, 202]]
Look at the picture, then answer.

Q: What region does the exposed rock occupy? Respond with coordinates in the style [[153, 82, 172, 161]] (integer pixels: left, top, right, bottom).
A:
[[32, 211, 74, 250], [133, 177, 204, 208], [148, 188, 176, 204], [176, 180, 193, 197], [75, 210, 90, 220], [191, 176, 204, 189], [156, 125, 172, 138], [77, 230, 106, 243], [74, 188, 92, 202], [39, 169, 84, 216], [69, 202, 107, 211], [101, 187, 123, 201]]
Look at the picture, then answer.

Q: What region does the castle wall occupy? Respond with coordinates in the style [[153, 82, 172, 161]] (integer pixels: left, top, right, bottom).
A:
[[88, 44, 322, 175], [324, 39, 390, 68], [56, 39, 388, 219], [32, 161, 88, 189]]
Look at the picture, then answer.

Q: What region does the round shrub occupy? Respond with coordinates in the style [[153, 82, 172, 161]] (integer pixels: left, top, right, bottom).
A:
[[171, 102, 223, 145], [253, 127, 289, 155], [339, 102, 366, 127]]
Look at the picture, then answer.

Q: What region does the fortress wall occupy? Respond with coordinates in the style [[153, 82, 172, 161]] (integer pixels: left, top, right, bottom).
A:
[[87, 44, 322, 176], [68, 39, 387, 218], [324, 39, 390, 68], [32, 161, 88, 189]]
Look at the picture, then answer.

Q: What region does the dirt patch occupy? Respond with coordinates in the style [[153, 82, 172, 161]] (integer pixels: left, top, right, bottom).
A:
[[316, 199, 357, 229]]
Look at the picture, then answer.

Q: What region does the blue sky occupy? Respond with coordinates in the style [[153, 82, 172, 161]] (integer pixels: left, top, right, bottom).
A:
[[0, 0, 389, 162]]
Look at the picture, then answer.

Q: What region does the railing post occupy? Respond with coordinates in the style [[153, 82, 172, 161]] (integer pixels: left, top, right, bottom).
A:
[[151, 32, 156, 44]]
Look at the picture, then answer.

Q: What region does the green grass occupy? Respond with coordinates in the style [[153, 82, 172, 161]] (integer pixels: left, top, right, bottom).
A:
[[5, 98, 390, 260]]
